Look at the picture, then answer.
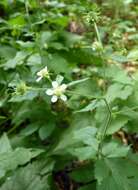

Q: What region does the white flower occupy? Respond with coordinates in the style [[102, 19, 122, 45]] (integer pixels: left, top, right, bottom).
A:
[[46, 80, 67, 103], [36, 66, 49, 82]]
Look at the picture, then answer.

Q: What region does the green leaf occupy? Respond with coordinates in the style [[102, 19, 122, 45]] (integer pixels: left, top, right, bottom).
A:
[[39, 121, 55, 140], [102, 141, 129, 158], [95, 157, 138, 190], [118, 106, 138, 120], [46, 53, 71, 76], [27, 53, 41, 66], [113, 71, 132, 85], [0, 45, 16, 60], [110, 54, 128, 63], [61, 31, 83, 47], [0, 133, 12, 153], [65, 127, 99, 160], [78, 183, 96, 190], [70, 79, 101, 100], [9, 90, 38, 102], [107, 115, 128, 134], [37, 31, 53, 49], [69, 146, 97, 161], [75, 99, 102, 113], [8, 14, 26, 28], [127, 49, 138, 61], [0, 162, 51, 190], [20, 123, 39, 136], [106, 83, 133, 102], [70, 163, 94, 183], [4, 51, 29, 69], [0, 133, 43, 178], [54, 114, 95, 153], [73, 127, 98, 147], [0, 147, 43, 178]]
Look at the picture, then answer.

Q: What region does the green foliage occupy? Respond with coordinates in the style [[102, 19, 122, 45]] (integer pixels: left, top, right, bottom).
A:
[[0, 0, 138, 189]]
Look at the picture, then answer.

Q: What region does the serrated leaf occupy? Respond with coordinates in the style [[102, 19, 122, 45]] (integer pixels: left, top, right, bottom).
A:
[[0, 133, 12, 153], [0, 147, 43, 178], [69, 146, 97, 161], [4, 51, 29, 69], [70, 163, 94, 183], [0, 162, 51, 190], [78, 183, 96, 190], [118, 106, 138, 120], [127, 49, 138, 61], [106, 83, 133, 102], [113, 71, 132, 85], [0, 134, 44, 179], [95, 157, 138, 190], [75, 99, 101, 113], [73, 127, 98, 147], [39, 121, 55, 140], [9, 90, 38, 102], [111, 54, 128, 63], [20, 123, 39, 136], [107, 115, 128, 134], [46, 54, 70, 75], [102, 141, 129, 158]]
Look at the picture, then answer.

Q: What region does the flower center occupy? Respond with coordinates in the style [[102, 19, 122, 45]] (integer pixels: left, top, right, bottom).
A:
[[41, 70, 48, 77], [54, 86, 64, 96]]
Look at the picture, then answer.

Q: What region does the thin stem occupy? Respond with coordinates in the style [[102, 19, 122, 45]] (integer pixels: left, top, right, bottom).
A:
[[7, 125, 18, 135], [66, 90, 103, 100], [25, 0, 32, 31], [102, 98, 112, 138], [93, 21, 106, 93], [97, 98, 112, 158], [67, 88, 112, 158], [94, 21, 103, 47]]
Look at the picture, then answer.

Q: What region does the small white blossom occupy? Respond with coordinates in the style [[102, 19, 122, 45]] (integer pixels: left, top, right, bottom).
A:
[[46, 80, 67, 103], [36, 66, 49, 82]]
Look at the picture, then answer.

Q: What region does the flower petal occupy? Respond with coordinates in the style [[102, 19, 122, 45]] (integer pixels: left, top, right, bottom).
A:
[[37, 71, 41, 77], [44, 66, 47, 70], [36, 76, 42, 82], [52, 81, 59, 88], [61, 84, 67, 91], [46, 89, 53, 95], [51, 95, 58, 103], [60, 94, 67, 102]]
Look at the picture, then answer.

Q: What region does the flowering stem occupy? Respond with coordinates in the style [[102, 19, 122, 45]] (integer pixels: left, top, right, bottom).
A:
[[25, 0, 32, 31], [67, 90, 112, 158], [93, 21, 106, 93], [94, 21, 103, 48], [66, 90, 102, 99], [97, 98, 112, 158], [101, 98, 112, 139]]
